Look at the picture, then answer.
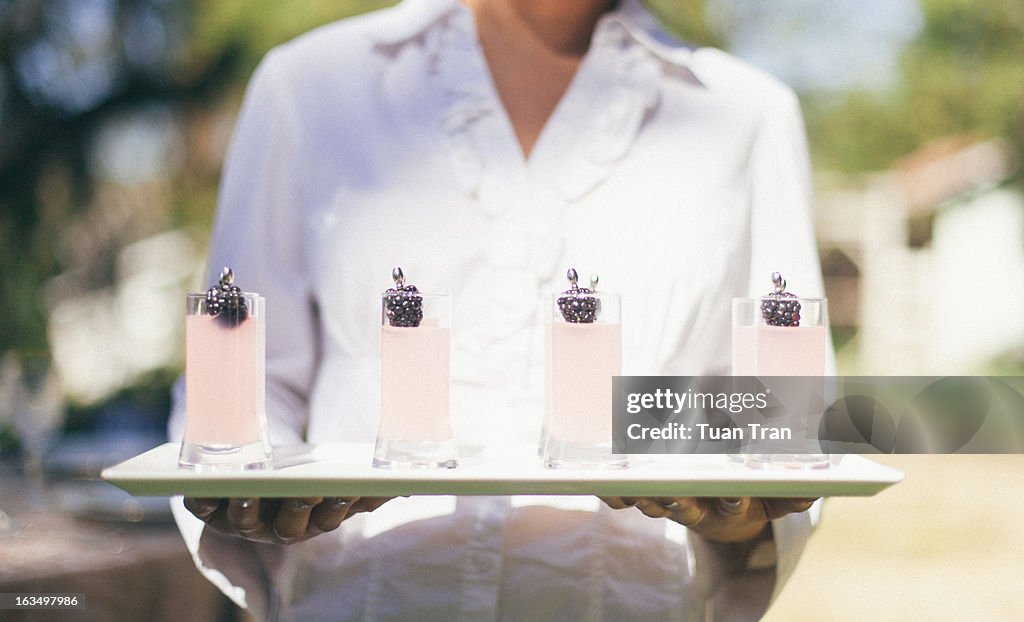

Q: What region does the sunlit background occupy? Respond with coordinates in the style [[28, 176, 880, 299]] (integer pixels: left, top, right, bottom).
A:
[[1, 1, 1021, 620]]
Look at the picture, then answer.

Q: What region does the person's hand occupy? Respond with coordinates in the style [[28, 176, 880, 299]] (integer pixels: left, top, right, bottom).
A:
[[598, 496, 816, 543], [184, 496, 394, 545]]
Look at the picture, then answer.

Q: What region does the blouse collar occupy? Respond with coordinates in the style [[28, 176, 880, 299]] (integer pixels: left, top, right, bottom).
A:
[[370, 0, 705, 84]]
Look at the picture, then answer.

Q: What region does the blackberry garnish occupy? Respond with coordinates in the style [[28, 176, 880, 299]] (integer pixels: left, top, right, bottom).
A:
[[557, 268, 601, 323], [385, 267, 423, 327], [760, 272, 801, 327], [205, 267, 249, 327]]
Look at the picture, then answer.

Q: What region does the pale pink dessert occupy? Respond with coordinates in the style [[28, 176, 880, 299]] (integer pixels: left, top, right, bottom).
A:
[[380, 324, 452, 441], [548, 321, 622, 443], [732, 324, 826, 376], [183, 313, 265, 446]]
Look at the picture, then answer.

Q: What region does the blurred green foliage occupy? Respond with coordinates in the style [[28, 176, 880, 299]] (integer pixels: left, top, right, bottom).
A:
[[0, 0, 391, 358], [645, 0, 725, 49], [808, 0, 1024, 178]]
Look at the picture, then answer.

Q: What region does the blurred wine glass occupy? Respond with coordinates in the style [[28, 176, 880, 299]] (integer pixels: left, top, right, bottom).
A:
[[9, 354, 65, 501], [0, 353, 19, 533], [0, 352, 17, 436]]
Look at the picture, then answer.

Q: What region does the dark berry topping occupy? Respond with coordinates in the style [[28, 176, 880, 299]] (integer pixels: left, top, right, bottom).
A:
[[557, 267, 601, 324], [205, 267, 249, 327], [385, 267, 423, 327], [760, 271, 801, 327]]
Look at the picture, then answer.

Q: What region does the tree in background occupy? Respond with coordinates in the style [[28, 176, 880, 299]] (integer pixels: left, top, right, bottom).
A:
[[808, 0, 1024, 179], [1, 0, 214, 355], [0, 0, 390, 359]]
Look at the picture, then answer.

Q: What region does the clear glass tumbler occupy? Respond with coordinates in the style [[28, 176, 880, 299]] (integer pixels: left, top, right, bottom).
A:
[[732, 295, 829, 469], [543, 284, 627, 469], [374, 292, 458, 469], [179, 292, 272, 471]]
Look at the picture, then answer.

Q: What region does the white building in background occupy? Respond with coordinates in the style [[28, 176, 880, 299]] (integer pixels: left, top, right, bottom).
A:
[[817, 137, 1024, 375]]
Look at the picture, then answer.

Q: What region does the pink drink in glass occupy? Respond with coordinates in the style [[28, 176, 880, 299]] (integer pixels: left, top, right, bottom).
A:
[[179, 290, 271, 470], [543, 272, 626, 469], [732, 294, 829, 468], [373, 282, 457, 469]]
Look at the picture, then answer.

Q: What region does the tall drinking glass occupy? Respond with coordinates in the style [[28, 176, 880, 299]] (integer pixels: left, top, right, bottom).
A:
[[374, 268, 457, 469], [732, 275, 829, 469], [543, 269, 627, 469], [179, 269, 272, 471], [538, 273, 599, 457]]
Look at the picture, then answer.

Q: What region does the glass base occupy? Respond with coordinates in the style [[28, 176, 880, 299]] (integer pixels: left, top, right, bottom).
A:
[[543, 438, 629, 469], [372, 438, 458, 469], [178, 440, 272, 472], [537, 424, 549, 459], [744, 453, 831, 470]]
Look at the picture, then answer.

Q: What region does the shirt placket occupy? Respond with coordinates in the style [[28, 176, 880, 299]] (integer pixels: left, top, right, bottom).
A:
[[457, 496, 509, 621]]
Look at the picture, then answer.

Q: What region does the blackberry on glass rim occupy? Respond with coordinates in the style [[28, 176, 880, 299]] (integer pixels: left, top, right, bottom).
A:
[[760, 271, 801, 327], [556, 268, 601, 323], [384, 266, 424, 327], [205, 267, 249, 327]]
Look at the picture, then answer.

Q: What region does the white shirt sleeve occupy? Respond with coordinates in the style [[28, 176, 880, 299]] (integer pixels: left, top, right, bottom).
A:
[[167, 48, 318, 619]]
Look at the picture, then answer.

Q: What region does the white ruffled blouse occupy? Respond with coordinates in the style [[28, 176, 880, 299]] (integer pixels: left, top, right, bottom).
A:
[[169, 0, 828, 619]]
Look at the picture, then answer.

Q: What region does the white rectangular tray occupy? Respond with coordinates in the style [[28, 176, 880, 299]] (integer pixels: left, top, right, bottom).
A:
[[102, 443, 902, 498]]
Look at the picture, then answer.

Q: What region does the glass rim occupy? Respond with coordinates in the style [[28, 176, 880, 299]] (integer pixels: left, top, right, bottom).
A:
[[380, 291, 449, 297], [549, 290, 620, 298], [187, 291, 264, 299], [733, 296, 827, 303]]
